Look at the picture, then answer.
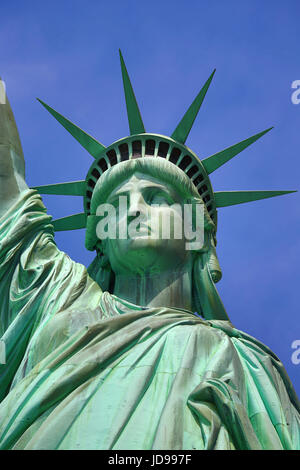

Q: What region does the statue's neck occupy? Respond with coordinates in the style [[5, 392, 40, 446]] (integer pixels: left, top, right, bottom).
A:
[[113, 264, 193, 312]]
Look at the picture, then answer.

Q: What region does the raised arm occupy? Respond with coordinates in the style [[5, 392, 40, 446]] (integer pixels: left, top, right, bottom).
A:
[[0, 82, 28, 218], [0, 84, 103, 400]]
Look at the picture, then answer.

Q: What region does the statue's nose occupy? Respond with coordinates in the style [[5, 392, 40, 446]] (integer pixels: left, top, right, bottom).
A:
[[127, 193, 146, 219]]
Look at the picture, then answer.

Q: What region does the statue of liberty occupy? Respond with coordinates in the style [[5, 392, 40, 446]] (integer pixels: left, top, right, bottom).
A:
[[0, 52, 299, 450]]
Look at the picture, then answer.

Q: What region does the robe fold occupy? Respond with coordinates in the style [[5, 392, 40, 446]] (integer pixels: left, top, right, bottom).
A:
[[0, 190, 299, 450]]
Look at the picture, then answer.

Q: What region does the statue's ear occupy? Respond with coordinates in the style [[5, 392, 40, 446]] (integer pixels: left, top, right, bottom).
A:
[[186, 197, 215, 254], [85, 215, 99, 251], [96, 241, 111, 270], [192, 253, 230, 322], [207, 237, 222, 283]]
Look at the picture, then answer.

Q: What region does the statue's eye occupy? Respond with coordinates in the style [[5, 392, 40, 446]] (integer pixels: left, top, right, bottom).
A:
[[145, 188, 172, 205], [152, 195, 169, 205], [107, 195, 128, 215]]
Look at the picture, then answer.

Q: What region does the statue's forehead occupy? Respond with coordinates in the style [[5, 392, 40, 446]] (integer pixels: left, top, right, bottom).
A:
[[108, 172, 174, 196]]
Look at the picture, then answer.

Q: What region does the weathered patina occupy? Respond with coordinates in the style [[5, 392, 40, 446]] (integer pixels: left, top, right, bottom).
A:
[[0, 53, 299, 450]]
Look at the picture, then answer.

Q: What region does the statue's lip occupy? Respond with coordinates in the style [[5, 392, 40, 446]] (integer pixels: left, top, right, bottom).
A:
[[129, 223, 151, 237]]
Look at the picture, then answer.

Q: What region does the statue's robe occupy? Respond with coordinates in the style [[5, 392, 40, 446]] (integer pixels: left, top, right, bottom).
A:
[[0, 190, 299, 450]]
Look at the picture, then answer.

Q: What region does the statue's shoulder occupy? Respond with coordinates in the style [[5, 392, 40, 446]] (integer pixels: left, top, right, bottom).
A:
[[206, 319, 277, 355]]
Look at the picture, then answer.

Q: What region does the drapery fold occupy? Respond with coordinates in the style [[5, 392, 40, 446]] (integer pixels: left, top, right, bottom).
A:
[[0, 190, 299, 450]]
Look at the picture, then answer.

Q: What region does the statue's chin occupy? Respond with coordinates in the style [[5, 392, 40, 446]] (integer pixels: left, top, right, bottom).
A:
[[127, 237, 173, 253], [129, 230, 151, 239], [107, 234, 190, 276]]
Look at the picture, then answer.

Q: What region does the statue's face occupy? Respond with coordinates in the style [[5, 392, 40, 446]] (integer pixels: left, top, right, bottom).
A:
[[101, 172, 192, 275]]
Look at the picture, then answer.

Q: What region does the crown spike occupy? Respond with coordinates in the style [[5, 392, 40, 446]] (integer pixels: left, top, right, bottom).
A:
[[171, 69, 215, 144], [119, 50, 145, 135], [52, 213, 87, 231], [32, 181, 86, 196], [214, 190, 296, 208], [37, 99, 106, 159], [202, 127, 273, 174]]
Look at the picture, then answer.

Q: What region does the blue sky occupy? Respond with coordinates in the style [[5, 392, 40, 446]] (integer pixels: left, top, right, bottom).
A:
[[1, 0, 299, 395]]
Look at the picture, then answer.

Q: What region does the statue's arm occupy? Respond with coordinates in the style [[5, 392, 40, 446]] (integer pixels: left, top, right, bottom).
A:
[[0, 91, 28, 219], [0, 90, 102, 334]]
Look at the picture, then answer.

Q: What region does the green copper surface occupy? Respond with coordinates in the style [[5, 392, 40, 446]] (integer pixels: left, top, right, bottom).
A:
[[0, 191, 299, 450], [52, 212, 86, 231], [214, 190, 296, 207], [171, 69, 215, 144], [35, 65, 295, 229], [37, 99, 106, 158], [119, 50, 145, 135], [202, 127, 273, 174], [32, 180, 86, 196], [0, 55, 299, 451]]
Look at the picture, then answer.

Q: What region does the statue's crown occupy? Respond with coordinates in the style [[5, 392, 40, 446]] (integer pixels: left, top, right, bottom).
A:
[[33, 50, 295, 235]]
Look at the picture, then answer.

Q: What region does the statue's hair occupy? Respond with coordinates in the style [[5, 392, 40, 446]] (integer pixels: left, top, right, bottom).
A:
[[86, 157, 228, 320]]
